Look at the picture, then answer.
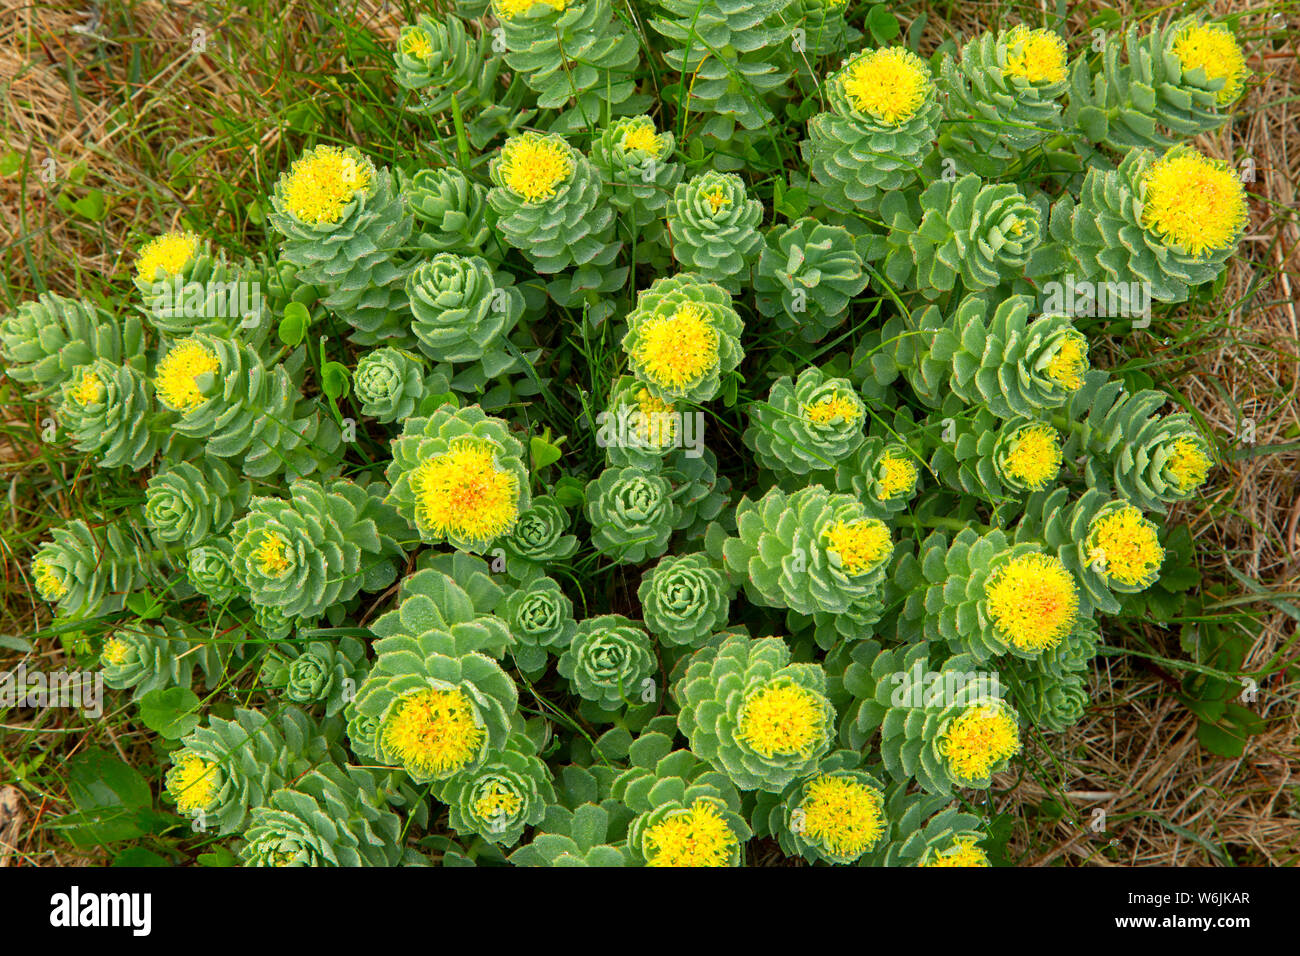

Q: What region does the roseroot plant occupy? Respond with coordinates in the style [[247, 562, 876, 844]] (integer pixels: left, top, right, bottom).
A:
[[99, 618, 230, 702], [164, 705, 331, 836], [557, 614, 657, 710], [584, 466, 678, 564], [894, 527, 1084, 663], [938, 26, 1070, 177], [385, 404, 531, 553], [430, 731, 556, 847], [753, 217, 869, 343], [404, 167, 494, 259], [1051, 144, 1248, 303], [230, 477, 406, 622], [490, 0, 642, 131], [674, 632, 837, 792], [487, 130, 623, 316], [260, 636, 369, 718], [240, 763, 404, 867], [0, 291, 144, 397], [144, 459, 249, 551], [1066, 17, 1250, 150], [751, 750, 888, 865], [56, 359, 159, 471], [1062, 370, 1215, 511], [666, 171, 764, 291], [153, 333, 341, 479], [621, 273, 745, 404], [9, 8, 1251, 869], [405, 253, 524, 371], [868, 174, 1048, 297], [745, 365, 867, 477], [500, 575, 577, 674], [638, 552, 732, 648], [268, 145, 414, 345], [804, 46, 942, 211]]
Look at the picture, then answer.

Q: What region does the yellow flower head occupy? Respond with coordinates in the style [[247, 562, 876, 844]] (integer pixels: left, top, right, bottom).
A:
[[803, 391, 863, 426], [413, 439, 521, 544], [633, 387, 677, 448], [644, 799, 739, 867], [498, 133, 574, 203], [279, 145, 373, 225], [398, 26, 433, 61], [155, 338, 219, 413], [736, 680, 828, 759], [472, 780, 523, 823], [985, 552, 1079, 653], [701, 186, 732, 215], [135, 231, 199, 284], [632, 302, 720, 390], [939, 704, 1020, 782], [166, 753, 219, 813], [799, 774, 886, 860], [920, 835, 991, 867], [101, 636, 131, 667], [840, 47, 933, 125], [382, 686, 485, 778], [1002, 423, 1062, 490], [1088, 505, 1164, 588], [495, 0, 569, 19], [620, 120, 662, 155], [1002, 26, 1068, 84], [1043, 332, 1088, 391], [1170, 21, 1249, 104], [68, 370, 105, 407], [877, 451, 919, 500], [1166, 436, 1212, 492], [823, 518, 892, 575], [33, 556, 68, 600], [1140, 148, 1248, 257], [254, 531, 293, 576]]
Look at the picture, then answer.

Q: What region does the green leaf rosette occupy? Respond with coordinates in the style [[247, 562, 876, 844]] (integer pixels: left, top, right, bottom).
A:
[[754, 217, 868, 343], [590, 115, 682, 252], [144, 459, 249, 550], [405, 253, 523, 369], [99, 618, 228, 702], [584, 465, 678, 564], [240, 763, 404, 867], [499, 495, 579, 581], [230, 477, 407, 621], [744, 365, 867, 477], [499, 576, 577, 675], [260, 636, 369, 718], [56, 359, 158, 471], [385, 404, 531, 552], [185, 539, 240, 603], [674, 632, 837, 792], [0, 291, 144, 398], [403, 167, 493, 258], [557, 614, 657, 709], [31, 519, 154, 619], [621, 273, 745, 404], [392, 15, 502, 117], [638, 552, 731, 649], [354, 347, 425, 422], [666, 171, 763, 291]]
